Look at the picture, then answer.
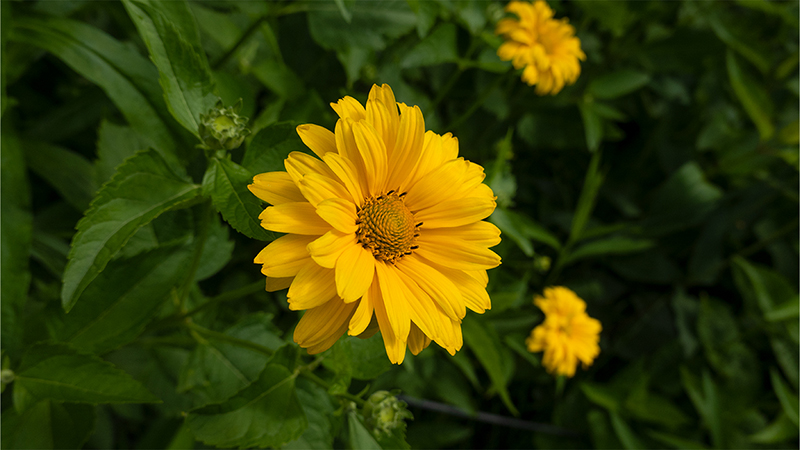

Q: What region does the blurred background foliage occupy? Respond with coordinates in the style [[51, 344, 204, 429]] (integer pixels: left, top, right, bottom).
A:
[[2, 0, 798, 448]]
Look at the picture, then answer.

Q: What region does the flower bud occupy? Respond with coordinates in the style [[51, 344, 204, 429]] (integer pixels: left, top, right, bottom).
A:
[[198, 99, 250, 151], [362, 390, 413, 436]]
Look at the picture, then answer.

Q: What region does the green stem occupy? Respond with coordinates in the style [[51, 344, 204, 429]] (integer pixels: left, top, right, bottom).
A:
[[184, 321, 275, 356], [445, 69, 513, 131], [212, 15, 268, 70], [299, 369, 366, 407]]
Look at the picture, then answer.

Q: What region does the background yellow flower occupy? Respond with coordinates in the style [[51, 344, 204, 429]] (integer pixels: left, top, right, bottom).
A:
[[496, 0, 586, 95], [527, 286, 601, 377], [250, 84, 501, 364]]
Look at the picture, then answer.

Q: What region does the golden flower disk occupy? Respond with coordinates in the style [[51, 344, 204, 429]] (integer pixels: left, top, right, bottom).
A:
[[496, 0, 586, 95], [249, 84, 502, 364]]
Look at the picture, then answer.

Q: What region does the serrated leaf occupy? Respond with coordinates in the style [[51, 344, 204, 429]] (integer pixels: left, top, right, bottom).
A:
[[563, 236, 654, 266], [96, 120, 150, 185], [61, 149, 200, 311], [1, 125, 31, 355], [55, 245, 193, 354], [186, 364, 307, 449], [241, 122, 306, 175], [347, 411, 382, 450], [1, 401, 95, 450], [10, 16, 177, 155], [462, 318, 518, 416], [284, 379, 336, 450], [202, 158, 274, 241], [122, 0, 218, 136], [24, 140, 97, 212], [13, 342, 160, 412], [323, 334, 393, 381], [588, 69, 650, 99], [178, 313, 283, 407], [727, 50, 774, 140]]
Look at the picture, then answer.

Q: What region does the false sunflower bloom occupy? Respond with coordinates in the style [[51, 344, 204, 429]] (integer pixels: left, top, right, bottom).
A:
[[526, 286, 601, 377], [495, 0, 585, 95], [249, 84, 501, 364]]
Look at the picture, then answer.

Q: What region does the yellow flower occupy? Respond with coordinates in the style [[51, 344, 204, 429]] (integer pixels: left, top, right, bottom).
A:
[[249, 84, 501, 364], [526, 286, 601, 377], [496, 0, 586, 95]]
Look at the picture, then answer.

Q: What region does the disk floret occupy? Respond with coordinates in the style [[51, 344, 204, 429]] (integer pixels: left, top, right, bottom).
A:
[[356, 191, 420, 264]]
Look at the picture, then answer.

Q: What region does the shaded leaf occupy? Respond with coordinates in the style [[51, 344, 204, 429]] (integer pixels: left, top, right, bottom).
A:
[[489, 208, 561, 253], [1, 401, 95, 450], [25, 141, 97, 212], [588, 69, 650, 99], [608, 412, 645, 450], [61, 149, 201, 311], [462, 318, 518, 415], [401, 23, 458, 68], [643, 162, 722, 235], [186, 364, 307, 449], [202, 157, 274, 241], [347, 411, 382, 450], [579, 101, 604, 152], [95, 120, 150, 185], [727, 50, 774, 140], [13, 342, 160, 412], [284, 379, 336, 450], [324, 334, 393, 381], [770, 368, 799, 426], [241, 122, 306, 175], [564, 236, 654, 266]]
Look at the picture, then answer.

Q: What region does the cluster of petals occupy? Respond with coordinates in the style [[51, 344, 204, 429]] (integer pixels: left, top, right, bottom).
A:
[[495, 0, 585, 95], [249, 84, 502, 364], [526, 286, 601, 377]]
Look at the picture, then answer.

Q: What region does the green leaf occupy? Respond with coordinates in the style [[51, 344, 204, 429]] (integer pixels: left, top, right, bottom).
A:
[[647, 430, 709, 450], [178, 313, 283, 407], [194, 214, 235, 281], [563, 236, 654, 266], [608, 412, 645, 450], [680, 368, 724, 448], [401, 23, 458, 68], [324, 334, 394, 381], [347, 411, 382, 450], [643, 162, 722, 235], [1, 125, 31, 354], [726, 50, 774, 140], [462, 318, 518, 415], [241, 122, 306, 175], [731, 256, 796, 315], [55, 245, 193, 354], [13, 342, 160, 412], [61, 149, 201, 311], [252, 61, 305, 100], [581, 382, 622, 412], [503, 335, 540, 368], [749, 412, 799, 444], [185, 364, 307, 448], [765, 296, 800, 322], [1, 401, 95, 450], [284, 379, 336, 450], [10, 16, 177, 155], [579, 101, 604, 152], [24, 141, 97, 212], [709, 11, 770, 74], [588, 69, 651, 100], [587, 409, 623, 449], [570, 150, 604, 242], [490, 208, 561, 254], [770, 368, 799, 426], [122, 0, 218, 137], [95, 120, 150, 185], [202, 158, 274, 241], [624, 378, 690, 429]]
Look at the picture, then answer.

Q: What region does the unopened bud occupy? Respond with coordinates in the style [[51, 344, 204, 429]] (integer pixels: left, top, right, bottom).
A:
[[198, 99, 250, 151], [363, 390, 413, 436]]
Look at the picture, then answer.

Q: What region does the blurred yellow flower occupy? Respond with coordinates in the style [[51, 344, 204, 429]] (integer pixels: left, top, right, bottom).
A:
[[249, 84, 501, 364], [496, 0, 585, 95], [526, 286, 601, 377]]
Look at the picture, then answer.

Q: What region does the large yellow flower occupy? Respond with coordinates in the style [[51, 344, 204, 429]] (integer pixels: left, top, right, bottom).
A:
[[496, 0, 585, 95], [249, 84, 501, 364], [526, 286, 601, 377]]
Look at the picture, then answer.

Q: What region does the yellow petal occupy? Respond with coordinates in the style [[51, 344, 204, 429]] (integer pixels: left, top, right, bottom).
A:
[[396, 255, 465, 320], [407, 322, 431, 355], [322, 153, 364, 206], [330, 96, 366, 121], [393, 268, 442, 343], [254, 234, 315, 278], [287, 261, 337, 310], [418, 221, 501, 247], [284, 151, 336, 183], [265, 276, 293, 292], [372, 287, 407, 364], [259, 202, 331, 235], [249, 172, 305, 205], [422, 258, 491, 313], [366, 86, 399, 157], [335, 244, 376, 303], [415, 234, 501, 270], [414, 196, 496, 229], [349, 279, 376, 336], [297, 173, 350, 206], [308, 230, 356, 269], [387, 104, 425, 192], [316, 198, 358, 234], [374, 262, 410, 342], [405, 158, 470, 212], [294, 296, 356, 351], [297, 124, 336, 158], [352, 120, 388, 196]]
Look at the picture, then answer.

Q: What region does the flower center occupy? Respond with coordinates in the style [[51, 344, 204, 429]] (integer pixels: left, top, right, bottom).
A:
[[356, 191, 420, 264]]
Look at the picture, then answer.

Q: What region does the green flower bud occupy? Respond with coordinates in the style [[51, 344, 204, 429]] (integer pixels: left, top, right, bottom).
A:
[[198, 99, 250, 151], [362, 390, 413, 437]]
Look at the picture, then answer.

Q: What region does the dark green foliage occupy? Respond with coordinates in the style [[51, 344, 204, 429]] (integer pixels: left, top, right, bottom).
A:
[[2, 0, 797, 448]]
